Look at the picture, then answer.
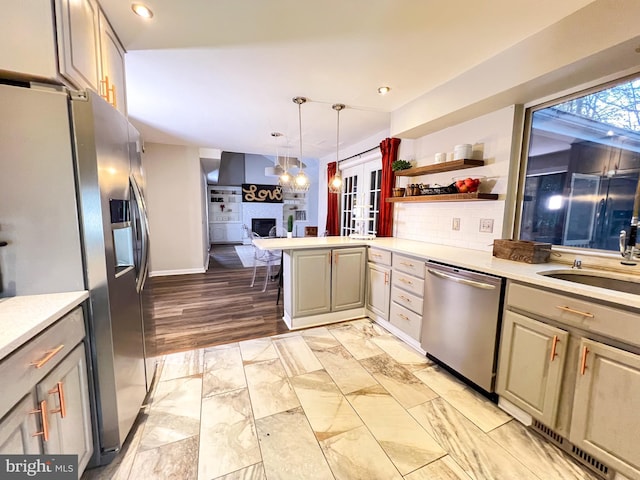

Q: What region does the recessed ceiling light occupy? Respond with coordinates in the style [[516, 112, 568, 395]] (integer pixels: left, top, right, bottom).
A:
[[377, 86, 391, 95], [131, 3, 154, 18]]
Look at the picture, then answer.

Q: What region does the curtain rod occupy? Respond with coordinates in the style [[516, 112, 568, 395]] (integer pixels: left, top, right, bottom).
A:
[[338, 145, 379, 164]]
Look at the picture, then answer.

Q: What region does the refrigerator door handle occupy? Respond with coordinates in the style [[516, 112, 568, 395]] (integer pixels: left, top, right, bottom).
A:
[[130, 175, 150, 293]]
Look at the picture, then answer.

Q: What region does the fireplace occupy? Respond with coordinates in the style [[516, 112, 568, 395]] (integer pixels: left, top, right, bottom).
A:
[[252, 218, 276, 237]]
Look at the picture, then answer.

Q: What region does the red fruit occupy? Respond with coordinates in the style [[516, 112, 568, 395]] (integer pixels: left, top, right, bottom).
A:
[[464, 178, 475, 187], [473, 178, 481, 186], [455, 180, 464, 189], [457, 184, 469, 193]]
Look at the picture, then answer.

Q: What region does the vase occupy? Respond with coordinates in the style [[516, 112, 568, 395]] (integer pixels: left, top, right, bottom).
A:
[[286, 232, 293, 238]]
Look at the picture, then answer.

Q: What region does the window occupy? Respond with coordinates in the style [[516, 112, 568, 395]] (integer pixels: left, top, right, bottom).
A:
[[339, 155, 382, 237], [519, 75, 640, 252]]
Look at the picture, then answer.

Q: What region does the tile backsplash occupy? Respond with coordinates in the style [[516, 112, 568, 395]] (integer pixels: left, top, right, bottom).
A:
[[393, 200, 505, 252]]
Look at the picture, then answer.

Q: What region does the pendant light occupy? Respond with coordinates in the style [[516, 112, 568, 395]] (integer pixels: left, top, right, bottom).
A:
[[291, 96, 310, 192], [328, 103, 345, 194]]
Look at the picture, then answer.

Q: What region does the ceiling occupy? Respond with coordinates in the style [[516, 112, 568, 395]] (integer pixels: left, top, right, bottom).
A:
[[99, 0, 595, 161]]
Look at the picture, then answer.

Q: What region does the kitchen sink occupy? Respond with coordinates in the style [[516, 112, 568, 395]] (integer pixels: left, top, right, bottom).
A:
[[538, 269, 640, 295]]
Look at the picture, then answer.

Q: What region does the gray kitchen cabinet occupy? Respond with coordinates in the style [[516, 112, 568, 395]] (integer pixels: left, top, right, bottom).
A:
[[389, 253, 425, 343], [569, 339, 640, 480], [496, 311, 569, 427], [0, 0, 59, 81], [331, 247, 366, 312], [0, 306, 93, 478], [0, 392, 42, 455], [292, 249, 332, 317], [55, 0, 102, 91], [38, 344, 93, 474], [98, 8, 127, 114], [367, 262, 391, 320], [366, 248, 392, 321], [285, 247, 366, 328]]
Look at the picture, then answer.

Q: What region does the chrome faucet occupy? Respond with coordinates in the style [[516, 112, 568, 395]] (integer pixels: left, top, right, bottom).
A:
[[619, 226, 638, 266], [572, 258, 582, 269]]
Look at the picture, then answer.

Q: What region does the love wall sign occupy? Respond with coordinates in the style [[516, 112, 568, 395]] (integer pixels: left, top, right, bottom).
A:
[[242, 184, 284, 203]]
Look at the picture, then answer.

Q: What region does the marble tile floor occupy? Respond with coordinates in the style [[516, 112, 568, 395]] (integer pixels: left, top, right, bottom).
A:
[[83, 318, 599, 480]]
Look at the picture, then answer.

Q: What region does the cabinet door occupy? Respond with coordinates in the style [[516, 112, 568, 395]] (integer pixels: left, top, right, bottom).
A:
[[332, 247, 366, 311], [570, 339, 640, 479], [225, 224, 243, 243], [55, 0, 101, 91], [496, 311, 568, 427], [292, 249, 331, 317], [98, 8, 127, 114], [367, 262, 390, 320], [0, 392, 42, 455], [37, 344, 93, 475]]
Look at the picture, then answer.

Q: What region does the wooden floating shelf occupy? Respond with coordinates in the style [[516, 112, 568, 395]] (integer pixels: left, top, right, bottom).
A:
[[394, 159, 484, 177], [386, 193, 499, 203]]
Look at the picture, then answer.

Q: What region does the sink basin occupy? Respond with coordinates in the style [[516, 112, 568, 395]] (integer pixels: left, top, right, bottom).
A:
[[538, 269, 640, 295]]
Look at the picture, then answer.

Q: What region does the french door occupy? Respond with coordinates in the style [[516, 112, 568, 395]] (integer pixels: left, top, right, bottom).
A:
[[339, 154, 382, 237]]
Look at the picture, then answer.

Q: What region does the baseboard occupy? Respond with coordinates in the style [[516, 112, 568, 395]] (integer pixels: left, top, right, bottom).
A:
[[149, 267, 206, 277]]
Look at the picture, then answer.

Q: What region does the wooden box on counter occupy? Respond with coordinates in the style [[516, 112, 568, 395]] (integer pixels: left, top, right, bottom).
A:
[[492, 239, 551, 264]]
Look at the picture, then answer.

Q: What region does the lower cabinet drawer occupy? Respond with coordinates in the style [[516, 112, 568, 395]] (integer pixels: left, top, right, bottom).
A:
[[0, 307, 85, 418], [391, 286, 423, 315], [368, 248, 391, 266], [392, 271, 424, 297], [390, 302, 422, 340]]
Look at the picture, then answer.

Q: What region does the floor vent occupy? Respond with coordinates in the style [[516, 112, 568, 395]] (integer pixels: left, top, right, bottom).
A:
[[532, 419, 564, 446], [529, 421, 613, 479]]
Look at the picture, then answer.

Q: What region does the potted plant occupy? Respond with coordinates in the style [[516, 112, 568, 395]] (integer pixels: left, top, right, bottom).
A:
[[287, 215, 294, 238], [391, 159, 412, 172]]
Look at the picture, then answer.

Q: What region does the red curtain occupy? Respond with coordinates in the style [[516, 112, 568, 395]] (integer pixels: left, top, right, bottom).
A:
[[378, 137, 401, 237], [326, 162, 340, 236]]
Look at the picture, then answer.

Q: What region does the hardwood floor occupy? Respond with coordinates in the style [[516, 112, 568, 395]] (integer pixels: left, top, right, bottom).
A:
[[147, 244, 288, 356]]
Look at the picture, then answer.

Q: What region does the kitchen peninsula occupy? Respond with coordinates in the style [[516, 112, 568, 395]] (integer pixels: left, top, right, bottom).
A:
[[255, 236, 640, 478]]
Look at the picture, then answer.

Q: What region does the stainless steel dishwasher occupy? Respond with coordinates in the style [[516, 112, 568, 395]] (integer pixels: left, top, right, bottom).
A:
[[422, 261, 504, 393]]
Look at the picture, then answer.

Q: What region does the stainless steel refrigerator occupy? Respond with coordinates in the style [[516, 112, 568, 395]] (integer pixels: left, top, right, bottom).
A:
[[0, 82, 151, 466]]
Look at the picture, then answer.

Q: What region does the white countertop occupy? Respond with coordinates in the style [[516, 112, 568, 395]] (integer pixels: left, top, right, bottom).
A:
[[0, 291, 89, 361], [253, 236, 640, 311]]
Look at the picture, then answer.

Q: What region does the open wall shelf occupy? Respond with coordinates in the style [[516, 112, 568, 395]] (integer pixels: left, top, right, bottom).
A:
[[386, 193, 498, 203], [394, 159, 484, 177]]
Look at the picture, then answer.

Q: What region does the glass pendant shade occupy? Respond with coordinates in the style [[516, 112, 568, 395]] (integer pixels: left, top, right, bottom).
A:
[[329, 103, 345, 194], [328, 173, 342, 193], [290, 96, 310, 193]]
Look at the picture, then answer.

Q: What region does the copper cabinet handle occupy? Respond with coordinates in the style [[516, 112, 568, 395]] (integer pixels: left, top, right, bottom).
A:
[[31, 345, 64, 369], [550, 335, 559, 361], [398, 313, 409, 321], [555, 305, 594, 318], [384, 272, 389, 285], [100, 76, 111, 102], [370, 253, 382, 258], [400, 261, 415, 267], [399, 278, 413, 285], [30, 400, 49, 442], [49, 382, 66, 418], [335, 252, 339, 264], [399, 295, 411, 302], [328, 252, 331, 265], [580, 346, 589, 375], [110, 83, 117, 108]]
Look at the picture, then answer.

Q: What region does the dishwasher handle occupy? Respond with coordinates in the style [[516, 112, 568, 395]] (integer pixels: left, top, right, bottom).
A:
[[427, 268, 496, 290]]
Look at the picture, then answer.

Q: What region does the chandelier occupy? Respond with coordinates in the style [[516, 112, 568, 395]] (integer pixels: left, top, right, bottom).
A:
[[290, 96, 310, 193], [328, 103, 345, 194]]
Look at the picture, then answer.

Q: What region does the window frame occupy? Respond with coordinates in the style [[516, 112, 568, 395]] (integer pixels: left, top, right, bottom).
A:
[[514, 71, 640, 255]]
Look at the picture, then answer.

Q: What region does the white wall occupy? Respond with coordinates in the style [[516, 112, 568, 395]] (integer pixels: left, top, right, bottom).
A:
[[143, 143, 208, 276], [244, 154, 279, 185], [394, 106, 518, 251]]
